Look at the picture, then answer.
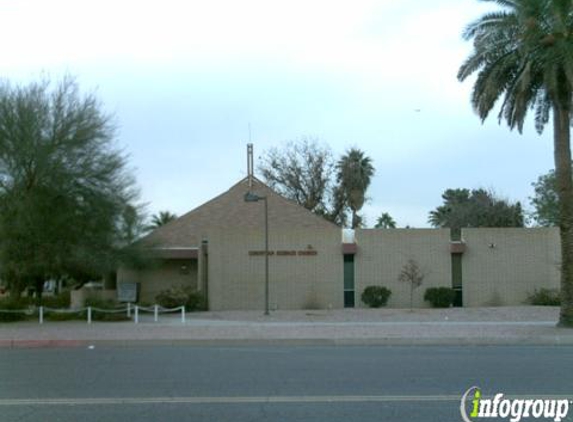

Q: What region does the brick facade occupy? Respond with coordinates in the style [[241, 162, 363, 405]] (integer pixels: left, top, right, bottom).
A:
[[118, 178, 563, 310]]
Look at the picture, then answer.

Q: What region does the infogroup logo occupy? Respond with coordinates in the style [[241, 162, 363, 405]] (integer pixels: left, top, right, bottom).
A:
[[460, 386, 571, 422]]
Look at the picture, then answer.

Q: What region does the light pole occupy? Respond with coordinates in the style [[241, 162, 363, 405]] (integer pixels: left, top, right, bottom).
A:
[[244, 191, 269, 315]]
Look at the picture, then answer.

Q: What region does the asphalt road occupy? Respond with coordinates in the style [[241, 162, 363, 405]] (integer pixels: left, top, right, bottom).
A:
[[0, 345, 572, 422]]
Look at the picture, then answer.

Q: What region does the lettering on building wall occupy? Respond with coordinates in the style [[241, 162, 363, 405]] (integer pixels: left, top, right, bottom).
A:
[[297, 250, 317, 256], [277, 250, 296, 256], [248, 250, 318, 257]]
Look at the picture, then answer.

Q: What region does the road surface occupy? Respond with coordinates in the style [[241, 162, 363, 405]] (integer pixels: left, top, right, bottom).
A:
[[0, 345, 572, 421]]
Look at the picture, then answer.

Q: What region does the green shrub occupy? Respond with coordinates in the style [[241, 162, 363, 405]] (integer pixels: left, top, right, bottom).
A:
[[155, 286, 205, 311], [84, 297, 118, 309], [186, 291, 205, 311], [84, 297, 129, 322], [41, 290, 71, 309], [527, 288, 561, 306], [45, 311, 84, 321], [0, 297, 31, 322], [361, 286, 392, 308], [155, 287, 187, 308], [424, 287, 455, 308]]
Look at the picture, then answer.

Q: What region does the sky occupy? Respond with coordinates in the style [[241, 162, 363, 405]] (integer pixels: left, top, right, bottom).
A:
[[0, 0, 557, 228]]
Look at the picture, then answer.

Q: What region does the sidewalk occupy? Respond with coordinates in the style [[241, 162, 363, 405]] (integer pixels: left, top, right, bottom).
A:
[[1, 307, 572, 348]]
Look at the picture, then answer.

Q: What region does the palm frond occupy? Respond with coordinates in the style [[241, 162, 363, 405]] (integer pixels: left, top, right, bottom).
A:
[[460, 0, 573, 131]]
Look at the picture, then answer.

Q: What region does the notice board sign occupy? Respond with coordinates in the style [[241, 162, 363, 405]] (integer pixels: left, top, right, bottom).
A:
[[117, 282, 139, 303]]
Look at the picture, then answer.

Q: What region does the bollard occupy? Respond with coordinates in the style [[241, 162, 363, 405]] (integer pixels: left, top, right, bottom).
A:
[[181, 306, 186, 324], [154, 305, 158, 322], [87, 307, 92, 324], [127, 303, 131, 318], [39, 306, 43, 324], [134, 306, 139, 324]]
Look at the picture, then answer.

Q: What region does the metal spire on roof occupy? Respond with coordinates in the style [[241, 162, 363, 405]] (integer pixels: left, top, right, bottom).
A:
[[247, 143, 254, 188]]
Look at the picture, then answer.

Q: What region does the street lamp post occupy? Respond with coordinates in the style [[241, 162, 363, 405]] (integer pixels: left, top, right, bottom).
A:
[[244, 191, 269, 315]]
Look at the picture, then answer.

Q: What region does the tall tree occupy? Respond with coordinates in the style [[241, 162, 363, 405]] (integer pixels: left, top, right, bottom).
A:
[[336, 148, 375, 229], [375, 212, 397, 229], [459, 0, 573, 326], [258, 137, 333, 214], [530, 169, 560, 226], [258, 138, 347, 224], [149, 211, 178, 229], [429, 188, 524, 230], [0, 76, 142, 298]]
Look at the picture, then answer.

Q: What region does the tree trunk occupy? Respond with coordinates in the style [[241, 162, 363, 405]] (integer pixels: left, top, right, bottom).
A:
[[410, 285, 414, 312], [34, 277, 44, 307], [553, 103, 573, 327], [351, 209, 359, 229], [104, 271, 117, 290]]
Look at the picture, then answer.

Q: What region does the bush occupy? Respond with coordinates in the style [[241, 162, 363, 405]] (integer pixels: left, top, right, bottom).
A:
[[184, 289, 205, 311], [155, 286, 205, 311], [424, 287, 455, 308], [361, 286, 391, 308], [527, 288, 561, 306], [0, 297, 32, 322], [41, 290, 71, 309], [45, 311, 84, 321], [155, 287, 187, 308], [84, 297, 129, 322], [84, 297, 118, 309]]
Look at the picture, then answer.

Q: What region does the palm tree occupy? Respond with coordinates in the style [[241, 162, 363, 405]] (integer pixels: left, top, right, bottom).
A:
[[149, 211, 177, 229], [336, 148, 375, 229], [375, 212, 397, 229], [459, 0, 573, 327]]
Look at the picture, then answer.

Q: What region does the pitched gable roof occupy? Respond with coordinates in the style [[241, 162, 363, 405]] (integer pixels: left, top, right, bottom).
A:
[[140, 177, 338, 249]]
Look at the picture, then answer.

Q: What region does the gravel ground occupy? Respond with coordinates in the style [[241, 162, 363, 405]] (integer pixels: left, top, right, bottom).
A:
[[185, 306, 561, 323]]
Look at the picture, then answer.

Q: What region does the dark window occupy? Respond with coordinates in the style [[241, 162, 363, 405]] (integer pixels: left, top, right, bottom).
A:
[[343, 254, 355, 308], [453, 287, 463, 307], [344, 291, 355, 308], [451, 254, 463, 307]]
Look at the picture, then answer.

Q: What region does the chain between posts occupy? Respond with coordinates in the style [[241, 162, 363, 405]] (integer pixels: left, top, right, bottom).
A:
[[0, 304, 187, 324]]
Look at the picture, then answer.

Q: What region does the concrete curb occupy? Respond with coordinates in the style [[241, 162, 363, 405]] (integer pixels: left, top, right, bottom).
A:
[[3, 335, 573, 348], [0, 340, 88, 348]]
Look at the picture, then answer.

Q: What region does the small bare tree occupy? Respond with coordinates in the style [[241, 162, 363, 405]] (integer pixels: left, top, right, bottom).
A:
[[398, 259, 425, 311]]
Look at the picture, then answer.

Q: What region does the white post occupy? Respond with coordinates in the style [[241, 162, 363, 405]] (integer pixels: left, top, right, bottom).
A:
[[127, 303, 131, 318], [181, 306, 185, 323], [87, 307, 92, 324], [134, 306, 139, 324], [39, 306, 43, 324], [154, 305, 158, 322]]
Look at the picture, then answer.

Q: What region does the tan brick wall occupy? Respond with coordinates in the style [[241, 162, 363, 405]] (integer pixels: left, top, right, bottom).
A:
[[461, 228, 560, 307], [355, 229, 452, 308], [118, 227, 563, 310], [117, 259, 198, 303], [207, 228, 343, 311]]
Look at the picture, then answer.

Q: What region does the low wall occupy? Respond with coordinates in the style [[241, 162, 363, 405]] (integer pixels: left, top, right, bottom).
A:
[[70, 289, 117, 308], [117, 260, 198, 304]]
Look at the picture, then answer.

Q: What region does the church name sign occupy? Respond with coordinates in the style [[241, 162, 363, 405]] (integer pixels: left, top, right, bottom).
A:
[[248, 250, 318, 257]]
